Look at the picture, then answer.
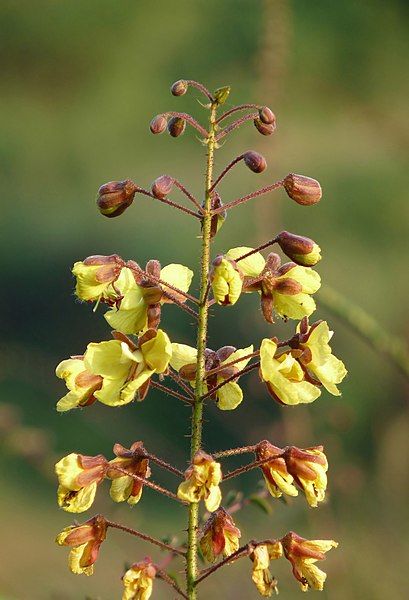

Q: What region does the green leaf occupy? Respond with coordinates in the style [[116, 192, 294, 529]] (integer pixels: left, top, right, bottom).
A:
[[248, 495, 273, 515]]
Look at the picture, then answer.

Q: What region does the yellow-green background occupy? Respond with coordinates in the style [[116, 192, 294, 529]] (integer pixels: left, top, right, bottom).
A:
[[1, 1, 408, 598]]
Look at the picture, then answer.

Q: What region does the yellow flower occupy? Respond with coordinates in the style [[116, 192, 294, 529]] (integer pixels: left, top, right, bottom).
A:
[[210, 255, 243, 305], [122, 558, 156, 600], [281, 531, 338, 592], [199, 508, 241, 563], [284, 446, 328, 508], [265, 264, 321, 320], [56, 514, 107, 576], [226, 247, 321, 321], [256, 440, 298, 499], [260, 339, 321, 405], [177, 450, 222, 512], [105, 262, 193, 334], [55, 453, 107, 513], [55, 358, 102, 412], [72, 255, 129, 302], [250, 541, 282, 597], [298, 320, 347, 395], [83, 329, 172, 406], [107, 442, 151, 505], [170, 343, 254, 410]]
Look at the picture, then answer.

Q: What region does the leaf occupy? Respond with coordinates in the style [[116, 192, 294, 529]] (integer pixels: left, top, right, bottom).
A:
[[224, 489, 243, 508], [248, 495, 273, 515]]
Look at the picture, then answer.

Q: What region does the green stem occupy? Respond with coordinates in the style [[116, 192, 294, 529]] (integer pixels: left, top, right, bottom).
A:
[[318, 285, 409, 379], [186, 103, 218, 599]]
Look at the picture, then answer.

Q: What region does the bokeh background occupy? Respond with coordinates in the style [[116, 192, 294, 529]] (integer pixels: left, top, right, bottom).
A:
[[1, 1, 408, 598]]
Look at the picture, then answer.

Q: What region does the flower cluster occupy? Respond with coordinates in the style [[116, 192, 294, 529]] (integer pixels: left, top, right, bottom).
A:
[[54, 79, 343, 599]]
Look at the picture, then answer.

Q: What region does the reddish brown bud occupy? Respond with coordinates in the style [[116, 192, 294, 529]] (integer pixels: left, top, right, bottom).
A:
[[151, 175, 174, 199], [149, 114, 168, 134], [276, 231, 322, 266], [254, 118, 275, 136], [244, 151, 267, 173], [97, 180, 137, 218], [284, 174, 322, 206], [171, 79, 188, 96], [259, 106, 276, 126], [168, 116, 186, 137]]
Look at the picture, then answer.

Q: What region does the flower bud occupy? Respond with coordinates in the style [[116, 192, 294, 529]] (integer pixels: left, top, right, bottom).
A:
[[244, 151, 267, 173], [209, 191, 226, 239], [56, 514, 108, 576], [123, 558, 156, 599], [259, 106, 276, 125], [199, 508, 241, 563], [210, 256, 243, 306], [276, 231, 321, 266], [284, 173, 322, 206], [214, 86, 230, 105], [151, 175, 174, 199], [171, 79, 188, 96], [254, 118, 275, 136], [97, 179, 137, 218], [168, 116, 186, 137], [149, 114, 167, 134]]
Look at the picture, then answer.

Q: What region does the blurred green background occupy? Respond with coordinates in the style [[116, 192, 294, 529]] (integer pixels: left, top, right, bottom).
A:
[[1, 0, 408, 598]]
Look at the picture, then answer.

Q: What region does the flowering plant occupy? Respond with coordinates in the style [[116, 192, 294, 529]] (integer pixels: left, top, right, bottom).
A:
[[55, 79, 345, 598]]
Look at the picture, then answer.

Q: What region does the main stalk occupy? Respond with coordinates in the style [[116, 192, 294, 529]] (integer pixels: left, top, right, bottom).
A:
[[186, 103, 218, 599]]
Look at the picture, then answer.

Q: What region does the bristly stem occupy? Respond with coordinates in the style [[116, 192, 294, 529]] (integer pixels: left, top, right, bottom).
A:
[[156, 568, 189, 599], [209, 154, 245, 192], [201, 362, 260, 401], [212, 180, 284, 214], [163, 111, 208, 138], [213, 445, 257, 459], [195, 544, 253, 585], [215, 112, 258, 142], [186, 80, 215, 103], [173, 178, 206, 214], [186, 102, 218, 600], [106, 520, 186, 556], [137, 187, 201, 219], [222, 455, 282, 482], [150, 380, 194, 405], [109, 464, 186, 503], [216, 104, 261, 124]]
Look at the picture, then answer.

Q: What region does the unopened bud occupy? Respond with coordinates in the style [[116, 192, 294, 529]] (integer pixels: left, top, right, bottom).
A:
[[244, 151, 267, 173], [214, 86, 230, 105], [209, 191, 226, 239], [150, 114, 167, 134], [259, 106, 276, 126], [171, 79, 188, 96], [284, 173, 322, 206], [168, 117, 186, 137], [97, 179, 137, 218], [254, 118, 275, 136], [151, 175, 174, 199], [276, 231, 321, 266]]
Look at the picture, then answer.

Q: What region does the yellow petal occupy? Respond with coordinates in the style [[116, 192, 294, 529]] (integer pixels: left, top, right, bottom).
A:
[[216, 381, 243, 410], [227, 247, 265, 276], [177, 479, 199, 503], [170, 343, 197, 372], [57, 483, 97, 513], [68, 544, 94, 576], [160, 263, 193, 293], [205, 485, 222, 512], [109, 475, 134, 503], [55, 453, 82, 489], [72, 262, 109, 302], [84, 340, 130, 379], [223, 345, 254, 370], [94, 377, 138, 407], [273, 292, 317, 320], [260, 339, 279, 381], [281, 265, 321, 294], [141, 329, 172, 373], [104, 288, 148, 334]]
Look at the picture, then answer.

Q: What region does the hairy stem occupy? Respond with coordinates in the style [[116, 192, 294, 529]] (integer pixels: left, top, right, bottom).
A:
[[106, 520, 186, 556], [186, 103, 218, 599], [195, 544, 253, 585]]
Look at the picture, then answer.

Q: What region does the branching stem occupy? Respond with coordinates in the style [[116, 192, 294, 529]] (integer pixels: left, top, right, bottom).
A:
[[163, 111, 208, 138], [209, 154, 245, 192], [106, 520, 186, 556], [212, 180, 284, 214], [195, 544, 253, 585], [150, 380, 194, 405], [137, 187, 201, 219], [216, 104, 261, 124], [215, 112, 259, 142], [109, 464, 186, 503], [201, 362, 260, 401]]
